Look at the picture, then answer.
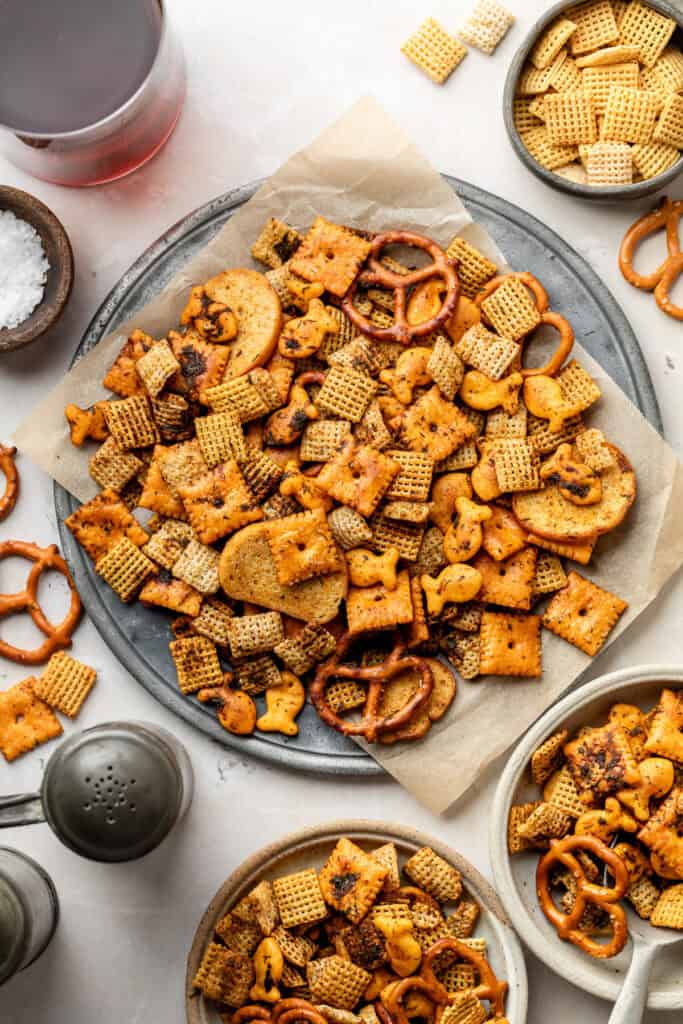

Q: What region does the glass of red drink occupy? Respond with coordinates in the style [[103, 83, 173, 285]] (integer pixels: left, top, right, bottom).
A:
[[0, 0, 186, 187]]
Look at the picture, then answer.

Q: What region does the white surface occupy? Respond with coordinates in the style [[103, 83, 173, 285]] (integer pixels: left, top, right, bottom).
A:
[[1, 2, 682, 1021]]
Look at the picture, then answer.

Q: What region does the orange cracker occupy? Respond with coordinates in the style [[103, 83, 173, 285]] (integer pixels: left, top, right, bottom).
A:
[[65, 488, 148, 561], [564, 720, 639, 801], [168, 329, 229, 399], [103, 329, 154, 396], [526, 531, 595, 565], [169, 635, 223, 695], [266, 508, 344, 586], [272, 868, 327, 928], [34, 652, 97, 718], [472, 547, 537, 610], [644, 687, 683, 762], [138, 445, 187, 519], [317, 439, 400, 517], [542, 571, 627, 655], [401, 386, 477, 462], [178, 461, 262, 545], [0, 679, 62, 762], [319, 837, 388, 922], [345, 569, 413, 635], [290, 216, 372, 297], [139, 572, 203, 616], [479, 610, 542, 677]]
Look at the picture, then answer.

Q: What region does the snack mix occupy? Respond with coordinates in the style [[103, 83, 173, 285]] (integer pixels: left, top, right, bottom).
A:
[[508, 687, 683, 957], [191, 836, 510, 1022], [515, 1, 683, 187], [63, 213, 636, 748]]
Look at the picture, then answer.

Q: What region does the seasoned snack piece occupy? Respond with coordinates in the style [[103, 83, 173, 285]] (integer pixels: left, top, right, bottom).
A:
[[479, 610, 542, 677], [202, 269, 282, 379], [325, 679, 367, 714], [141, 518, 194, 571], [169, 635, 223, 695], [319, 838, 388, 923], [480, 276, 542, 341], [564, 721, 640, 804], [403, 847, 462, 903], [172, 538, 221, 595], [267, 508, 344, 587], [316, 367, 377, 424], [328, 506, 373, 551], [512, 443, 635, 542], [234, 655, 282, 696], [346, 570, 414, 634], [33, 651, 97, 719], [421, 563, 483, 616], [192, 943, 255, 1005], [300, 421, 352, 463], [89, 436, 143, 493], [317, 440, 400, 518], [639, 786, 683, 879], [456, 323, 519, 381], [195, 411, 247, 466], [95, 536, 155, 602], [307, 956, 371, 1010], [347, 548, 399, 590], [135, 339, 180, 398], [66, 488, 148, 561], [481, 505, 527, 561], [65, 403, 109, 447], [473, 548, 537, 611], [427, 336, 463, 400], [532, 552, 567, 597], [197, 683, 256, 736], [102, 329, 154, 396], [139, 571, 202, 616], [386, 451, 434, 503], [138, 445, 186, 519], [508, 801, 543, 854], [644, 688, 683, 763], [178, 461, 262, 545], [401, 18, 467, 84], [272, 927, 316, 968], [228, 612, 284, 658], [102, 394, 159, 450], [651, 884, 683, 929], [273, 870, 327, 929], [543, 765, 585, 818], [215, 914, 262, 955], [280, 300, 340, 361], [252, 218, 302, 269], [240, 447, 283, 502], [401, 387, 477, 463], [289, 217, 372, 298], [0, 679, 63, 762], [445, 237, 497, 300], [542, 572, 627, 656]]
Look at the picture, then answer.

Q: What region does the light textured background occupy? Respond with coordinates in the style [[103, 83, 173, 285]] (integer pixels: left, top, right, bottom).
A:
[[1, 1, 682, 1021]]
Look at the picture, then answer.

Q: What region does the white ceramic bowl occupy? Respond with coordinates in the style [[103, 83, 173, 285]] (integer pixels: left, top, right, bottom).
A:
[[186, 819, 528, 1023], [489, 664, 683, 1010]]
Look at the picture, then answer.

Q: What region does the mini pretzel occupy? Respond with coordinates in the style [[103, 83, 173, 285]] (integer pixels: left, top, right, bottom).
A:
[[382, 976, 449, 1024], [536, 834, 629, 959], [0, 445, 19, 522], [233, 1008, 272, 1024], [0, 540, 82, 665], [475, 271, 549, 316], [421, 937, 508, 1018], [310, 632, 434, 742], [272, 1000, 326, 1024], [522, 312, 574, 378], [342, 232, 460, 345], [619, 197, 683, 321]]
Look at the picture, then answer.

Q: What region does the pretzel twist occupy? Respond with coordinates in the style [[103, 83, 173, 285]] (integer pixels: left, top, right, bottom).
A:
[[475, 271, 549, 317], [382, 975, 449, 1024], [421, 938, 508, 1018], [522, 311, 574, 378], [619, 197, 683, 321], [0, 445, 19, 522], [310, 632, 434, 743], [0, 540, 82, 665], [232, 1007, 272, 1024], [271, 1000, 324, 1024], [342, 231, 460, 345], [536, 835, 629, 959]]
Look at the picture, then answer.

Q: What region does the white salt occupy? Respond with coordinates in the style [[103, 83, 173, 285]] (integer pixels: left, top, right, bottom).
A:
[[0, 210, 50, 329]]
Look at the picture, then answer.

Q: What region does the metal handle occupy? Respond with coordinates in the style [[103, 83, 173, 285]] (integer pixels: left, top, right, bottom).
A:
[[608, 936, 658, 1024], [0, 793, 44, 827]]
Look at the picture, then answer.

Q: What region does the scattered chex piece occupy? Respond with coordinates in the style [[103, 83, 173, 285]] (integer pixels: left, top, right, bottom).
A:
[[458, 1, 514, 56], [402, 18, 468, 84], [34, 652, 97, 718]]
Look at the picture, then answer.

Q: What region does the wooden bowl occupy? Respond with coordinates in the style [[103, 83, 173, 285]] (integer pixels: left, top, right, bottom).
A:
[[186, 819, 528, 1024], [0, 186, 74, 352]]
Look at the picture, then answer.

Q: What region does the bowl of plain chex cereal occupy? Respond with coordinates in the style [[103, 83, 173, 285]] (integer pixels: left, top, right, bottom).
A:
[[504, 0, 683, 199]]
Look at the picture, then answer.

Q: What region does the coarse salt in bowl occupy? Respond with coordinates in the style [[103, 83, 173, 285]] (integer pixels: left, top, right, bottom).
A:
[[0, 210, 50, 329]]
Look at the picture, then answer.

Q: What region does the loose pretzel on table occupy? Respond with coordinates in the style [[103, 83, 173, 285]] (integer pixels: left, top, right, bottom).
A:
[[0, 540, 82, 665], [0, 445, 19, 521], [342, 231, 460, 345], [536, 834, 629, 959], [619, 197, 683, 321], [309, 631, 434, 743]]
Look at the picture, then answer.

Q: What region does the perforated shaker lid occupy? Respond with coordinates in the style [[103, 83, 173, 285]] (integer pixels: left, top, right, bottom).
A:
[[41, 723, 182, 862]]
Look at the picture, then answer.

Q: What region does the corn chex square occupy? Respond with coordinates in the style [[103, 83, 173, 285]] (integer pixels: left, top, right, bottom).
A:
[[544, 91, 598, 145], [401, 18, 468, 84], [530, 18, 577, 69], [169, 635, 223, 694], [586, 141, 633, 185], [102, 394, 159, 449], [135, 340, 180, 398], [567, 1, 618, 56], [445, 237, 498, 299], [619, 1, 676, 68], [654, 93, 683, 148], [272, 869, 327, 928], [89, 437, 143, 492], [481, 277, 542, 340], [602, 84, 659, 143], [95, 536, 156, 602], [34, 652, 97, 718]]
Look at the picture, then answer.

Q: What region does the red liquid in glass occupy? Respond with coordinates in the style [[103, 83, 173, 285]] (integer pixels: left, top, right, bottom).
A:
[[0, 0, 163, 134]]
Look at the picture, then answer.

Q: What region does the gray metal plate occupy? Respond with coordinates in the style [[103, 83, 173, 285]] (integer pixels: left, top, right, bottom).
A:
[[54, 176, 662, 777]]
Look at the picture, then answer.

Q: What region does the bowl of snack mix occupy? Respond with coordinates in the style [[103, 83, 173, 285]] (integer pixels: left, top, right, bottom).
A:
[[503, 0, 683, 199], [186, 820, 528, 1024], [489, 663, 683, 1008]]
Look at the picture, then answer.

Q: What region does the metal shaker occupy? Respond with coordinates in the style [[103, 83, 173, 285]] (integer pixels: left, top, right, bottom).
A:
[[0, 720, 193, 862], [0, 847, 58, 986]]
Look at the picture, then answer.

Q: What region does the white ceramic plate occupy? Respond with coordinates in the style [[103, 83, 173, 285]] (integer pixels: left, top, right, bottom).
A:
[[489, 665, 683, 1010], [186, 819, 528, 1023]]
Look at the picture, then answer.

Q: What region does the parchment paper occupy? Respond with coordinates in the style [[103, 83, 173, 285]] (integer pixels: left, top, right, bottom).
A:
[[14, 97, 683, 813]]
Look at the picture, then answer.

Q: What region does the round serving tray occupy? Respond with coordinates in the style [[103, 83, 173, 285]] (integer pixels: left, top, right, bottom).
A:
[[54, 176, 663, 777], [185, 819, 528, 1024]]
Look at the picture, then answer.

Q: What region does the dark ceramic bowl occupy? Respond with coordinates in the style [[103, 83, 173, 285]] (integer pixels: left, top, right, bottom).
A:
[[503, 0, 683, 201], [0, 186, 74, 352]]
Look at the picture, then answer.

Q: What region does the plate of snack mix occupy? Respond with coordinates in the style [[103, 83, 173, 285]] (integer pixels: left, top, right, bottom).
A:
[[53, 176, 661, 778], [186, 821, 527, 1024], [490, 664, 683, 1008], [507, 0, 683, 196]]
